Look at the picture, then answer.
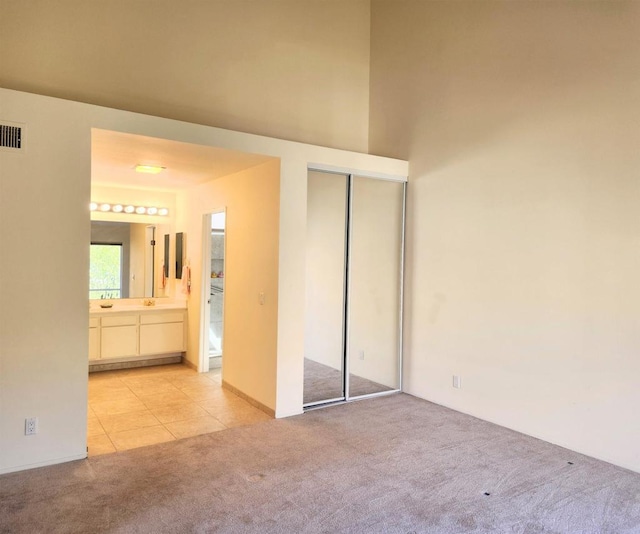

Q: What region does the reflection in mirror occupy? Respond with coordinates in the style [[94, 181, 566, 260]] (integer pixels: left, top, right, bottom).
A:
[[164, 234, 170, 279], [176, 232, 184, 279], [90, 221, 159, 299]]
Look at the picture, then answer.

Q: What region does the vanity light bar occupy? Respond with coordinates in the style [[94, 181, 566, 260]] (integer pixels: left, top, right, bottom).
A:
[[90, 202, 169, 216]]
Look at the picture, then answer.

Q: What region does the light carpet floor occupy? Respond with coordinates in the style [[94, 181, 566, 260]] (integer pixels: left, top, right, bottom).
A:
[[303, 358, 393, 405], [1, 393, 639, 533]]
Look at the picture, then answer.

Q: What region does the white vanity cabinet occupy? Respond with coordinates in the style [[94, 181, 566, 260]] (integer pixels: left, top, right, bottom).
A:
[[89, 306, 187, 363]]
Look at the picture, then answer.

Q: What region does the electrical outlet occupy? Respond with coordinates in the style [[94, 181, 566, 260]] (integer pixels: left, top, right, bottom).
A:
[[259, 292, 265, 305], [452, 375, 462, 389], [25, 417, 38, 435], [358, 350, 365, 360]]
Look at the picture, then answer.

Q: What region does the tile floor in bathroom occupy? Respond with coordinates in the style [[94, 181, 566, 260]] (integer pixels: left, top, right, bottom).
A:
[[87, 363, 271, 456]]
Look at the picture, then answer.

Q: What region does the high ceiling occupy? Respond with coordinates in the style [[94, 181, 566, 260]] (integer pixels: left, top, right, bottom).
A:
[[91, 129, 274, 191]]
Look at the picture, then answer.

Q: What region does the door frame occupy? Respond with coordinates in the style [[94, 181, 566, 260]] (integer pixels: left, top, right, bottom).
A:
[[199, 208, 227, 373]]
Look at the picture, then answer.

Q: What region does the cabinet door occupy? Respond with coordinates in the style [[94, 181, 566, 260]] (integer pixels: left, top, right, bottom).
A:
[[101, 325, 138, 359], [139, 322, 184, 355], [89, 327, 100, 360]]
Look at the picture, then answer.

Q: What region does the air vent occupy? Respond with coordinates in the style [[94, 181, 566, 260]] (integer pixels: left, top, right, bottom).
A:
[[0, 121, 26, 152]]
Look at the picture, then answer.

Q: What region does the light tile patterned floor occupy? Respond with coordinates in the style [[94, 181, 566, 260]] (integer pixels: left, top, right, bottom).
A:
[[87, 363, 271, 456]]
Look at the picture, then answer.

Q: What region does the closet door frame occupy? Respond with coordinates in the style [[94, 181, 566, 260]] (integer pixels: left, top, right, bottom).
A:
[[304, 167, 406, 409]]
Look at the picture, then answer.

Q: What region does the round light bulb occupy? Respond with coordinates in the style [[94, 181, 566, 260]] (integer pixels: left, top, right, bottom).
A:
[[89, 202, 98, 211], [112, 204, 123, 213], [135, 206, 147, 214], [147, 207, 158, 215], [158, 208, 169, 216], [100, 203, 111, 212], [124, 205, 135, 214]]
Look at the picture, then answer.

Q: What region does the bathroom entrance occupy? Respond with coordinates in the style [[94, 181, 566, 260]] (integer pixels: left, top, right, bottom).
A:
[[201, 209, 226, 373]]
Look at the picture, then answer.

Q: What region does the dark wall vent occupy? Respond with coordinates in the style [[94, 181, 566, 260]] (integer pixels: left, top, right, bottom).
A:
[[0, 121, 25, 152]]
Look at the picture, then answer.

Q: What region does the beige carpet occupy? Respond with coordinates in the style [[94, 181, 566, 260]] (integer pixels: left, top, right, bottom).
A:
[[304, 358, 394, 405], [1, 393, 639, 533]]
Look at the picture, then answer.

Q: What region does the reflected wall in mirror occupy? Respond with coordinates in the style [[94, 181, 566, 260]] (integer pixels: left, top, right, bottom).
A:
[[176, 232, 184, 279], [164, 234, 170, 279], [90, 221, 162, 299]]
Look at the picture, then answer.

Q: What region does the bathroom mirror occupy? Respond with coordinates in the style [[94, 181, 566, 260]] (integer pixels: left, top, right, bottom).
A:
[[89, 221, 165, 299]]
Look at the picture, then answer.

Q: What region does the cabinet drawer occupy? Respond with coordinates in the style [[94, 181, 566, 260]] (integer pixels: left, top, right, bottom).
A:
[[140, 312, 184, 325], [101, 314, 138, 327], [89, 317, 100, 328]]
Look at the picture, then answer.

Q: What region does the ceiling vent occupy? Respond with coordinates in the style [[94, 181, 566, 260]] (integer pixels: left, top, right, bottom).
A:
[[0, 121, 26, 153]]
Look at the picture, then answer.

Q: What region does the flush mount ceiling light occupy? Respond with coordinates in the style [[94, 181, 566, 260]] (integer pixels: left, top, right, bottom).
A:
[[90, 202, 169, 217], [135, 164, 165, 174]]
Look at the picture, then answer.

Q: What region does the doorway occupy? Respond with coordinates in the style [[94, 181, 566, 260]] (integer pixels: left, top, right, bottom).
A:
[[200, 209, 226, 373], [303, 170, 405, 408]]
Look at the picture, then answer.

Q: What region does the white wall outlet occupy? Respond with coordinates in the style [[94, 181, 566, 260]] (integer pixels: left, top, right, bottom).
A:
[[358, 350, 365, 360], [25, 417, 38, 435], [259, 292, 265, 305], [452, 375, 462, 389]]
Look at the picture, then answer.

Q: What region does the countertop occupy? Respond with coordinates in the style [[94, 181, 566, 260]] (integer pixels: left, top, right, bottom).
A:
[[89, 302, 187, 315]]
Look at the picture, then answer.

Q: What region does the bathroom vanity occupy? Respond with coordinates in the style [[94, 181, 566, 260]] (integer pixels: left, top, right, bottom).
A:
[[89, 303, 187, 370]]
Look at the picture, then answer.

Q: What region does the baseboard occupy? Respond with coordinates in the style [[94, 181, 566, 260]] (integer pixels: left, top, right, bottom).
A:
[[222, 380, 275, 417], [0, 452, 87, 475], [182, 357, 198, 371], [89, 354, 182, 373]]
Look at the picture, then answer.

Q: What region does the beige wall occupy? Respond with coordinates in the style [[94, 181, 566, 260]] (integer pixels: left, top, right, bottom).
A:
[[0, 91, 90, 473], [177, 160, 281, 411], [0, 0, 371, 152], [370, 0, 640, 472]]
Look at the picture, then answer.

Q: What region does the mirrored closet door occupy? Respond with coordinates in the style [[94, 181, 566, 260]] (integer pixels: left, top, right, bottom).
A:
[[303, 170, 405, 408]]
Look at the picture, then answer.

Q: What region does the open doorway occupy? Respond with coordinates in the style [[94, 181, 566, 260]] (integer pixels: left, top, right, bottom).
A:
[[87, 129, 279, 456], [201, 210, 226, 373]]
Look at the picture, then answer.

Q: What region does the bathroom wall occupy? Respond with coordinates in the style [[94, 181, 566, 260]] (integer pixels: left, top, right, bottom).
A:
[[177, 160, 281, 412]]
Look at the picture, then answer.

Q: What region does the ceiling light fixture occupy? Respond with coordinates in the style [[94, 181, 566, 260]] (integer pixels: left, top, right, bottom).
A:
[[135, 164, 166, 174]]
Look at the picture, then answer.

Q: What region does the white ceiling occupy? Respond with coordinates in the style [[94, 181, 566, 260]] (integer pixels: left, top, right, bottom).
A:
[[91, 129, 274, 191]]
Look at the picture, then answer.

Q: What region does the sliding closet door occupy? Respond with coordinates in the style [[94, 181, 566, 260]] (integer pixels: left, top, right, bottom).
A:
[[303, 171, 349, 406], [347, 177, 404, 398]]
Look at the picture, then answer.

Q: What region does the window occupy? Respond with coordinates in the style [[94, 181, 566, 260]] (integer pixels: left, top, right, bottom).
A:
[[90, 244, 123, 299]]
